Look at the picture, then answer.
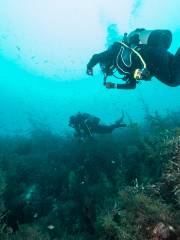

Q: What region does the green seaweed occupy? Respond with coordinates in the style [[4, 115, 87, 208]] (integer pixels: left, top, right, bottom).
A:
[[0, 111, 179, 239]]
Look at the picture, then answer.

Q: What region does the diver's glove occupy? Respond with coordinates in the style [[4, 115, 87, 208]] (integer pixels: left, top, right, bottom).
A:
[[134, 68, 151, 80], [105, 82, 117, 89], [86, 68, 93, 76]]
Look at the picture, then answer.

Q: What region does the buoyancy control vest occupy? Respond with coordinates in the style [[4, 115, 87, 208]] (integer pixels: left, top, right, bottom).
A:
[[103, 29, 172, 85]]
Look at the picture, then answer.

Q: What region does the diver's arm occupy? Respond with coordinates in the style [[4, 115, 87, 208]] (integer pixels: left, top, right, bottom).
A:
[[105, 78, 137, 90], [95, 122, 127, 134], [87, 42, 120, 73], [117, 80, 136, 89], [94, 124, 118, 134]]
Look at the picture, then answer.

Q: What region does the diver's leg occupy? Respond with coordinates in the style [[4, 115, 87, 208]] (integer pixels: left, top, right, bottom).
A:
[[143, 47, 171, 85], [173, 48, 180, 85], [144, 47, 178, 86], [154, 52, 174, 86]]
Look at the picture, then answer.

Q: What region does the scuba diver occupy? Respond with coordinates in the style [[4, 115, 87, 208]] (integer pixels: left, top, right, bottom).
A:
[[69, 112, 127, 141], [86, 28, 180, 89]]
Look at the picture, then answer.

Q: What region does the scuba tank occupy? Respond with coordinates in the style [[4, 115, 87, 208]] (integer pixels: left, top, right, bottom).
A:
[[127, 29, 172, 50]]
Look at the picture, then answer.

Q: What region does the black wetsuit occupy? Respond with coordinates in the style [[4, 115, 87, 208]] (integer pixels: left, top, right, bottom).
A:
[[69, 113, 126, 140], [87, 42, 180, 89]]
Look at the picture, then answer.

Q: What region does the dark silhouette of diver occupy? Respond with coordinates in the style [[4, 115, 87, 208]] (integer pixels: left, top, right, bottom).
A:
[[87, 29, 180, 89], [69, 112, 127, 141]]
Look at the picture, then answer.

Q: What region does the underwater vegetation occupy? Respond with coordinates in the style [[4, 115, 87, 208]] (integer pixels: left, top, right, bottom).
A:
[[0, 110, 179, 239]]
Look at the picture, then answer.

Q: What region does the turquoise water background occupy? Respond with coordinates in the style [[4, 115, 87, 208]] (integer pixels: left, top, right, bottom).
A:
[[0, 0, 179, 136]]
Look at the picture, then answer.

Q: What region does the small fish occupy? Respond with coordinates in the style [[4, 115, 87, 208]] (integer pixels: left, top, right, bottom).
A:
[[47, 225, 55, 230], [24, 184, 36, 201], [169, 226, 175, 231], [33, 213, 38, 218]]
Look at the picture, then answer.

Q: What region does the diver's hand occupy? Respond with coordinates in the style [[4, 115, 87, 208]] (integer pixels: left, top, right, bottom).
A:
[[86, 68, 93, 76], [105, 82, 116, 89], [134, 68, 151, 80]]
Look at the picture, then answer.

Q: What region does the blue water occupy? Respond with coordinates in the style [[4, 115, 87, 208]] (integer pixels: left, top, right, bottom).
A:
[[0, 2, 180, 238], [0, 0, 180, 137]]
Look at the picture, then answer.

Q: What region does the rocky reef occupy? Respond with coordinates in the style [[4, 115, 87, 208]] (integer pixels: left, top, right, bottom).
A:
[[0, 111, 179, 239]]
